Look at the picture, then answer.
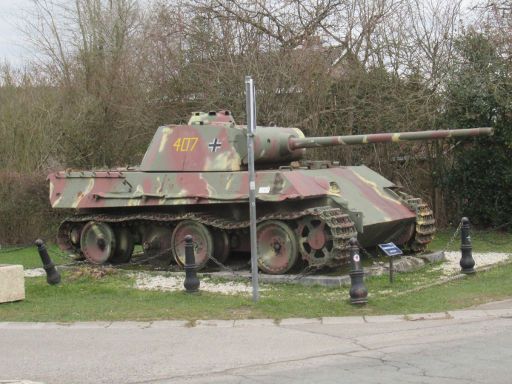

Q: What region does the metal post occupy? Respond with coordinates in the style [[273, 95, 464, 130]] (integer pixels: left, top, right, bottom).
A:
[[348, 238, 368, 305], [245, 75, 259, 302], [389, 256, 394, 283], [460, 217, 476, 274], [183, 235, 200, 293], [35, 239, 61, 285]]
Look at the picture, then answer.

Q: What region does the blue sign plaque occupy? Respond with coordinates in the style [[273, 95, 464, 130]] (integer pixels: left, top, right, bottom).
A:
[[378, 242, 403, 257]]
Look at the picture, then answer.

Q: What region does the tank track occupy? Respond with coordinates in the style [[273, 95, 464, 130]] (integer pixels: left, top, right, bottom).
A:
[[403, 197, 436, 252], [57, 207, 357, 269]]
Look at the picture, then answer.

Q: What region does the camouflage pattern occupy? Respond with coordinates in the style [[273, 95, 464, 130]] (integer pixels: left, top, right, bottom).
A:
[[289, 128, 493, 148], [48, 110, 493, 274]]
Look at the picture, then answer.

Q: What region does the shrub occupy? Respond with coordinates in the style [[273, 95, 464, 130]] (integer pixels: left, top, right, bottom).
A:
[[0, 172, 62, 246]]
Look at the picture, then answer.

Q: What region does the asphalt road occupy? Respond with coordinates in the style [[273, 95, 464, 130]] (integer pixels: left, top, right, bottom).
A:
[[1, 303, 512, 384]]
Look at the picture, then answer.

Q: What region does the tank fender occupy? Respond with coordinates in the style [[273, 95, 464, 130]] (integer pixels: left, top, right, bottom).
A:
[[328, 196, 364, 233]]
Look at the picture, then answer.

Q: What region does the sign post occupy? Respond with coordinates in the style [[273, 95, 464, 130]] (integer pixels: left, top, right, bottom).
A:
[[245, 76, 259, 302], [378, 242, 403, 283]]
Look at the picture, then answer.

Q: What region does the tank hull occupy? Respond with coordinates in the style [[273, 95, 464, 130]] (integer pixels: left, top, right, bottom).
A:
[[50, 164, 433, 273]]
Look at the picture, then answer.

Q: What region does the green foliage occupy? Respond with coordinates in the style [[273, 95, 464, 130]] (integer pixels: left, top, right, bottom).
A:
[[0, 172, 63, 245], [441, 31, 512, 227], [429, 228, 512, 253]]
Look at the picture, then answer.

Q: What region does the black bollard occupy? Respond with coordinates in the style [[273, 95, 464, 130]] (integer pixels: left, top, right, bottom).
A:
[[348, 238, 368, 305], [460, 217, 476, 274], [183, 235, 200, 293], [35, 239, 61, 285]]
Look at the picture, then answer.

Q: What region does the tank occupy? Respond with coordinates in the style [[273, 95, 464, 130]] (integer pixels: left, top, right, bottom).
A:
[[48, 110, 493, 274]]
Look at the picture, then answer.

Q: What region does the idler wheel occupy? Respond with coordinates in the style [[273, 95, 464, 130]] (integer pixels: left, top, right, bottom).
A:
[[110, 227, 135, 264], [256, 220, 298, 275], [172, 220, 213, 270], [80, 221, 116, 264], [297, 216, 334, 263]]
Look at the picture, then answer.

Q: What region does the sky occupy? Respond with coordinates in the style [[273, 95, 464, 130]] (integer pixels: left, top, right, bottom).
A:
[[0, 0, 36, 66], [0, 0, 481, 68]]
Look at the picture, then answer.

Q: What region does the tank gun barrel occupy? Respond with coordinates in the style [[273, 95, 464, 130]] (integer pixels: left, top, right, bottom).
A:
[[289, 127, 493, 149]]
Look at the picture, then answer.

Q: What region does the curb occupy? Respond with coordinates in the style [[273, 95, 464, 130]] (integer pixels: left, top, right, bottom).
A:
[[1, 308, 510, 330]]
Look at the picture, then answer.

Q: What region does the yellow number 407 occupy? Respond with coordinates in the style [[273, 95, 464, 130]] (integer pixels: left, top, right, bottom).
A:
[[173, 137, 198, 152]]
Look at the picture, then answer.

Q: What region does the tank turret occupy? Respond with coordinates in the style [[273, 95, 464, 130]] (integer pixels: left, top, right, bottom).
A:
[[48, 110, 494, 275], [139, 110, 492, 172]]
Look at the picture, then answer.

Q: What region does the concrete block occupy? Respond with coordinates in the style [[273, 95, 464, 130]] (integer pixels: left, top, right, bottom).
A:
[[0, 264, 25, 303]]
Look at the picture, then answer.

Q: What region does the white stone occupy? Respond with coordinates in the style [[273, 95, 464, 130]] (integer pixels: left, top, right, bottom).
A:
[[0, 264, 25, 303]]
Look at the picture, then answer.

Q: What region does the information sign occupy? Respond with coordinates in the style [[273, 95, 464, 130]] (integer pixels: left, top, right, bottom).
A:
[[378, 242, 403, 257]]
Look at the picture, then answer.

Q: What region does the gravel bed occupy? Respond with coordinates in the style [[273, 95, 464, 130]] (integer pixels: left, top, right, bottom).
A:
[[435, 252, 510, 275], [133, 273, 256, 295], [24, 268, 46, 277]]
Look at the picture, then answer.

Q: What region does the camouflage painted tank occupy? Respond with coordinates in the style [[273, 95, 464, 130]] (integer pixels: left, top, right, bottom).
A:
[[48, 111, 493, 274]]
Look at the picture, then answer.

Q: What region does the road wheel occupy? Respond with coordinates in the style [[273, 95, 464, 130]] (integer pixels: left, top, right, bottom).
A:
[[297, 216, 334, 264], [80, 221, 116, 264], [172, 220, 213, 270], [110, 227, 134, 264], [257, 220, 298, 274]]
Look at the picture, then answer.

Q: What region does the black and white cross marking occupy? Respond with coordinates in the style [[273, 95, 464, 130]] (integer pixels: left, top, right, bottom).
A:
[[208, 138, 222, 152]]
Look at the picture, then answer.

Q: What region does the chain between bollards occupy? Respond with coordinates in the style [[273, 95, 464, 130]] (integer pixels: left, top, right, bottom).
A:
[[460, 217, 476, 274], [183, 235, 200, 293], [348, 238, 368, 305], [35, 239, 61, 285]]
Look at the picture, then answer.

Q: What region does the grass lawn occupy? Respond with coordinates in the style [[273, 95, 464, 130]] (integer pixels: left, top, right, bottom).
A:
[[0, 228, 511, 322], [0, 244, 69, 269]]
